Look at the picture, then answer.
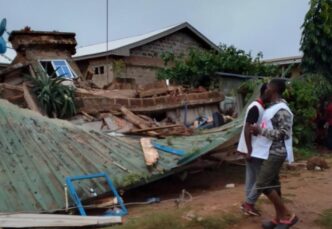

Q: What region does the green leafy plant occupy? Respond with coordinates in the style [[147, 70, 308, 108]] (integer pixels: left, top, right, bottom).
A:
[[158, 44, 279, 88], [284, 74, 332, 146], [27, 72, 76, 118], [316, 209, 332, 229], [300, 0, 332, 81]]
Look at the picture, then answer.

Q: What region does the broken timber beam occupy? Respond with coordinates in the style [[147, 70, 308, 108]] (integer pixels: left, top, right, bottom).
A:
[[0, 214, 122, 228], [129, 124, 181, 133], [140, 137, 159, 166], [120, 106, 158, 136], [22, 83, 44, 114]]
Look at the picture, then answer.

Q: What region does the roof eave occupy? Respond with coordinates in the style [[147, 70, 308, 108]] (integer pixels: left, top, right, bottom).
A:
[[74, 22, 219, 60]]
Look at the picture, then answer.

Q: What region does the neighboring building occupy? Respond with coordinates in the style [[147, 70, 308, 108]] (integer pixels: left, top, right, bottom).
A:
[[264, 55, 302, 78], [0, 29, 82, 85], [0, 48, 16, 71], [74, 22, 219, 88], [214, 72, 263, 116]]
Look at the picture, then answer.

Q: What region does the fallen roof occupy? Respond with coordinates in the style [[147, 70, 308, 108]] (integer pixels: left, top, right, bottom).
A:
[[0, 98, 243, 213], [74, 22, 219, 60]]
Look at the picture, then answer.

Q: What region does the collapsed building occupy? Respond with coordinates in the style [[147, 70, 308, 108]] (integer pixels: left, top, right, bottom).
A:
[[0, 24, 233, 134], [0, 23, 248, 227]]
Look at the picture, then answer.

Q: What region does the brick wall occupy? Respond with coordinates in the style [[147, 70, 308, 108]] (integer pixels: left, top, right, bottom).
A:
[[82, 57, 115, 88], [78, 29, 210, 87], [124, 65, 158, 85], [130, 30, 205, 57]]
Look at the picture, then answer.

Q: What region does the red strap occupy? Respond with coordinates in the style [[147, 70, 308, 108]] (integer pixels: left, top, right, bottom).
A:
[[256, 98, 265, 108]]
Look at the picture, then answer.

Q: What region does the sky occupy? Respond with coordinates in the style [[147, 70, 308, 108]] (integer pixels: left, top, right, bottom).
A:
[[0, 0, 310, 59]]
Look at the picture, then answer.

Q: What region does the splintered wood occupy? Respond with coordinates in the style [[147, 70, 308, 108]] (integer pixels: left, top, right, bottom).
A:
[[140, 137, 159, 166], [120, 106, 192, 137]]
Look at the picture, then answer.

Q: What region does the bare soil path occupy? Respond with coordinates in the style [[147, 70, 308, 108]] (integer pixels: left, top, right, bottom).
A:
[[122, 157, 332, 229]]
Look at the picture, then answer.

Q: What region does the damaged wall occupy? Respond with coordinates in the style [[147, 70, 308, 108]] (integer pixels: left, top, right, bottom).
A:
[[5, 30, 82, 83]]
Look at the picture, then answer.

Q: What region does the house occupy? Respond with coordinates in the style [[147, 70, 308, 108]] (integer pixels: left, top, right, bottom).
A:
[[264, 55, 302, 78], [0, 48, 15, 71], [0, 29, 82, 85], [74, 22, 219, 88]]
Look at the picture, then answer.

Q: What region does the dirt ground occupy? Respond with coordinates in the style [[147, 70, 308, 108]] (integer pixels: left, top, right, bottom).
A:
[[121, 155, 332, 229]]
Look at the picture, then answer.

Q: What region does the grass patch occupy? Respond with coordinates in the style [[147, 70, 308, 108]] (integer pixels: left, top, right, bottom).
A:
[[110, 210, 241, 229], [294, 147, 317, 160], [316, 209, 332, 229], [188, 213, 240, 229]]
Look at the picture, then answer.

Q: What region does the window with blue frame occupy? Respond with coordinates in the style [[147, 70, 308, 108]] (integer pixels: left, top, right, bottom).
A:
[[40, 59, 77, 79]]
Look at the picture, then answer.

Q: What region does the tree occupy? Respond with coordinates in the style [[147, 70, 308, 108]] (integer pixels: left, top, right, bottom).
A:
[[300, 0, 332, 81], [157, 44, 279, 88]]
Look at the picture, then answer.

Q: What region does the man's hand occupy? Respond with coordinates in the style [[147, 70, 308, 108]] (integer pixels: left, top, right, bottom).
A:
[[250, 124, 261, 135], [246, 146, 252, 161], [245, 153, 252, 161]]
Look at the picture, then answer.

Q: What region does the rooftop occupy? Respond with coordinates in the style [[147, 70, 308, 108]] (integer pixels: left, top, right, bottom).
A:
[[73, 22, 219, 60]]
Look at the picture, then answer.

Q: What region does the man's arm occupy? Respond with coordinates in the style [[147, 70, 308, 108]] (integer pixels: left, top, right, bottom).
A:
[[261, 109, 292, 141], [244, 106, 259, 156]]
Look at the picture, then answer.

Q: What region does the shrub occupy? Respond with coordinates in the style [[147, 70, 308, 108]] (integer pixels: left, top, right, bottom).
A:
[[157, 45, 279, 88], [284, 74, 332, 146], [27, 72, 76, 118]]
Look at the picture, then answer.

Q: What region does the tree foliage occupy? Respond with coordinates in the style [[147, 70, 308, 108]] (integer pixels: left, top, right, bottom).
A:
[[157, 44, 280, 88], [300, 0, 332, 81], [284, 74, 332, 146]]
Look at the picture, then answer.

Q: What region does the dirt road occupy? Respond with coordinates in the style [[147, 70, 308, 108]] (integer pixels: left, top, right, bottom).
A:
[[123, 157, 332, 229]]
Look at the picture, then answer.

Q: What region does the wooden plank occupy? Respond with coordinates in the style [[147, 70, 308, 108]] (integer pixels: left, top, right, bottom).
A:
[[120, 106, 151, 129], [22, 82, 44, 114], [140, 137, 159, 166], [129, 124, 181, 133], [0, 214, 122, 228], [120, 106, 158, 136], [138, 87, 169, 98]]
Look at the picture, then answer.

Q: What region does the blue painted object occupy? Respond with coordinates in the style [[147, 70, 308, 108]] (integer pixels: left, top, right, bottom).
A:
[[152, 142, 185, 156], [0, 18, 6, 36], [0, 37, 6, 54], [65, 172, 128, 216]]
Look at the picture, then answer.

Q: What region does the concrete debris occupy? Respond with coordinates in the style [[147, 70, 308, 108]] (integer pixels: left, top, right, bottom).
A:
[[225, 183, 235, 188]]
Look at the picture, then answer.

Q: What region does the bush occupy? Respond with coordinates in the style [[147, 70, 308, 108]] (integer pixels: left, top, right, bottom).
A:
[[27, 73, 76, 118], [157, 45, 279, 88], [284, 74, 332, 146]]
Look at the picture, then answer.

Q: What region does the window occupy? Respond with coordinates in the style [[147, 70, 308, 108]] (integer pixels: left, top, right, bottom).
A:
[[39, 59, 77, 79], [94, 66, 105, 75]]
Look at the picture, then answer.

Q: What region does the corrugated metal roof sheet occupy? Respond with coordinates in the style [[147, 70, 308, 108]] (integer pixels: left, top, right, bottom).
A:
[[74, 22, 219, 59], [0, 99, 243, 213], [74, 23, 181, 58]]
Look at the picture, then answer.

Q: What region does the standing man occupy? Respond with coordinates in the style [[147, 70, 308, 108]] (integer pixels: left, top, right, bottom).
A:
[[251, 79, 298, 229], [237, 83, 267, 216]]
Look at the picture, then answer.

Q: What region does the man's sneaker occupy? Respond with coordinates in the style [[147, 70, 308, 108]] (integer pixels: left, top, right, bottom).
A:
[[241, 202, 261, 216]]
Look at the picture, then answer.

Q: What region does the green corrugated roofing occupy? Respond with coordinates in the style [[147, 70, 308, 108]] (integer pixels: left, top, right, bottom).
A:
[[0, 99, 244, 213]]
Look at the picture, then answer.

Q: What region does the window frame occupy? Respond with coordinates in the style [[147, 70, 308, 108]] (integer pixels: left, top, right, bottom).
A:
[[38, 59, 77, 79], [93, 65, 105, 75]]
